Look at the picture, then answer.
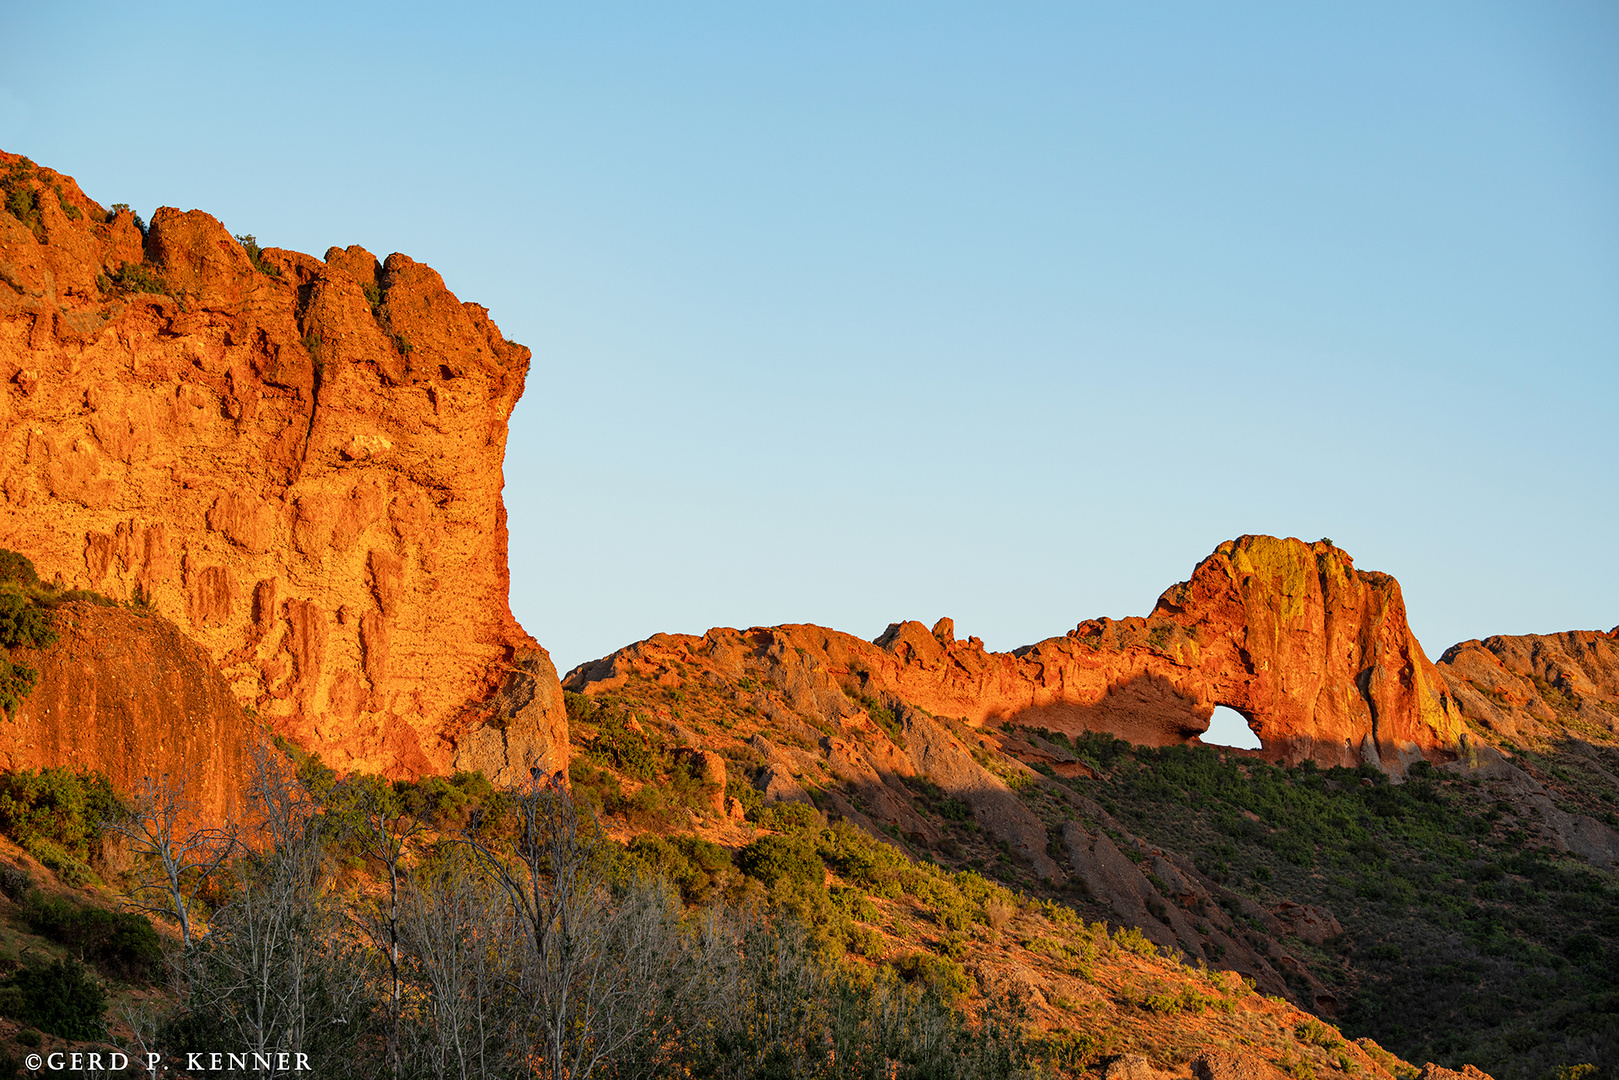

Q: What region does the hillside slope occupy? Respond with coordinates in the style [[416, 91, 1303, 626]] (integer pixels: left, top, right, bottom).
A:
[[563, 538, 1618, 1080]]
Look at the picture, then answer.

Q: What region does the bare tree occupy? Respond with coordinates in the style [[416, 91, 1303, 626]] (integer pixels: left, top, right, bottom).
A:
[[396, 846, 520, 1080], [459, 771, 686, 1080], [106, 772, 236, 950], [176, 740, 374, 1077], [335, 775, 426, 1080]]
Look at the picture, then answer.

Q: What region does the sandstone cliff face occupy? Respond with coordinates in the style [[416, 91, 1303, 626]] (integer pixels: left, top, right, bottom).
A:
[[2, 601, 254, 822], [0, 151, 563, 782], [567, 536, 1466, 774]]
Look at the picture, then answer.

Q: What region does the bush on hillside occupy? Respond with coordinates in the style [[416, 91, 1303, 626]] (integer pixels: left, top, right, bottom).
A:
[[0, 659, 38, 718], [624, 833, 737, 904], [0, 959, 107, 1040], [0, 551, 39, 588], [23, 893, 162, 982], [737, 833, 823, 890], [0, 589, 55, 651], [0, 768, 122, 864]]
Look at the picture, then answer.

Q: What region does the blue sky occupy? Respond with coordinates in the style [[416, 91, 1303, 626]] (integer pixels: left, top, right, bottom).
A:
[[3, 2, 1615, 675]]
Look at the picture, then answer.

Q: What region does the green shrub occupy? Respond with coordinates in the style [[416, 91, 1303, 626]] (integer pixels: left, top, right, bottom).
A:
[[737, 834, 824, 889], [232, 233, 282, 278], [0, 768, 122, 863], [726, 764, 764, 816], [621, 785, 681, 831], [1139, 991, 1181, 1013], [3, 179, 43, 242], [0, 959, 107, 1040], [0, 863, 29, 901], [22, 838, 93, 888], [53, 186, 80, 221], [0, 589, 55, 650], [581, 702, 658, 781], [832, 886, 880, 922], [103, 261, 169, 296], [1296, 1019, 1343, 1049], [0, 551, 39, 588], [568, 759, 624, 815], [847, 924, 885, 957], [752, 800, 820, 832], [848, 692, 906, 748], [0, 658, 38, 717], [624, 833, 735, 904], [1071, 731, 1131, 771], [669, 753, 722, 813], [22, 893, 162, 982], [1113, 925, 1161, 958], [0, 581, 55, 707], [1550, 1066, 1598, 1080], [891, 951, 974, 1004], [818, 820, 908, 890]]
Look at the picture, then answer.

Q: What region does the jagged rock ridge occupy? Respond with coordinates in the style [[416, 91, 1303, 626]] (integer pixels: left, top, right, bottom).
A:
[[568, 535, 1467, 775]]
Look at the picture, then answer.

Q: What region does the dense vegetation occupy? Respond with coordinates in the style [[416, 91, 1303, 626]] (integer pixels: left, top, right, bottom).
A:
[[173, 751, 1060, 1079], [0, 768, 161, 1053], [1050, 733, 1619, 1080], [0, 768, 122, 887]]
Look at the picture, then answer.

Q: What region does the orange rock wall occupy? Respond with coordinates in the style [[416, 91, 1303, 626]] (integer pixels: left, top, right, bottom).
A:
[[3, 602, 255, 823], [0, 151, 564, 783], [567, 536, 1466, 773]]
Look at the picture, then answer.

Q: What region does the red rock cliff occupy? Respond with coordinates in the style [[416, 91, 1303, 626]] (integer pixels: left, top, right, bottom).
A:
[[567, 536, 1466, 773], [0, 151, 564, 782], [3, 601, 255, 822]]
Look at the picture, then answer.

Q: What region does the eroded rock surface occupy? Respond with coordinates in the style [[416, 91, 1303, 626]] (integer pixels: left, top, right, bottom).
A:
[[0, 151, 563, 780]]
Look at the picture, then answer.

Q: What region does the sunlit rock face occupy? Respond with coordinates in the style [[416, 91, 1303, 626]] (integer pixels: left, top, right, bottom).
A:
[[0, 149, 564, 783], [3, 601, 255, 823]]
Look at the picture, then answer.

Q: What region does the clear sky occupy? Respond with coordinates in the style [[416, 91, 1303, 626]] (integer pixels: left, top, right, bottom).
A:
[[3, 2, 1615, 676]]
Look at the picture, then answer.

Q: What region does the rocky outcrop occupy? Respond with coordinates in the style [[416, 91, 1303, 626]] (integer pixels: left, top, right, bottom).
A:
[[0, 151, 563, 781], [567, 536, 1466, 775], [1433, 628, 1619, 868], [2, 601, 255, 822], [1437, 628, 1619, 743], [567, 624, 1065, 878]]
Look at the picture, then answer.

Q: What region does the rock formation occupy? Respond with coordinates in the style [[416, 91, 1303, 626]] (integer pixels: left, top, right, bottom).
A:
[[2, 600, 254, 822], [566, 535, 1466, 775], [1435, 626, 1619, 868], [0, 150, 563, 782], [1437, 627, 1619, 744]]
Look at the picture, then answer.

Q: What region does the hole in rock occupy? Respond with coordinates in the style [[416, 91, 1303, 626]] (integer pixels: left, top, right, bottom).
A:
[[1203, 705, 1262, 750]]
